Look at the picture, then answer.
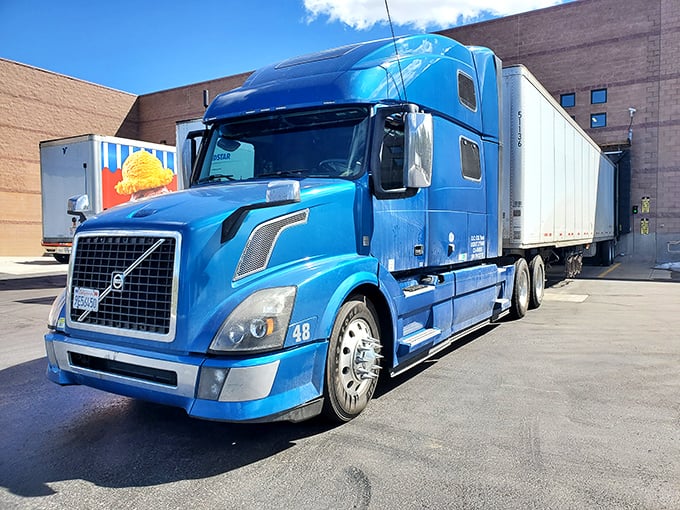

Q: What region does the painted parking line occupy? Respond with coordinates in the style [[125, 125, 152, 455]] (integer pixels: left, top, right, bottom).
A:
[[598, 262, 621, 278]]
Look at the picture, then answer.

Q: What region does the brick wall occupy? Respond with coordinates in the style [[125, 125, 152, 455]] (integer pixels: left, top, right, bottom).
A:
[[439, 0, 680, 261], [0, 58, 137, 255], [135, 73, 250, 145]]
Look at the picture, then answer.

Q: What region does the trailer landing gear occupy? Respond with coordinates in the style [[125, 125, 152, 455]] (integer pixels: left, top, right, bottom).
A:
[[565, 250, 583, 278]]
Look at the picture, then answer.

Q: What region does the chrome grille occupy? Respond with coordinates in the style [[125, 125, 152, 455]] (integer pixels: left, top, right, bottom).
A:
[[234, 209, 308, 280], [68, 232, 179, 341]]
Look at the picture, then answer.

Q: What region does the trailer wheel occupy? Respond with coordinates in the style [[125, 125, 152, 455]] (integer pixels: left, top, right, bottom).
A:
[[322, 297, 382, 422], [53, 254, 70, 264], [600, 240, 615, 266], [528, 255, 545, 309], [510, 258, 530, 319]]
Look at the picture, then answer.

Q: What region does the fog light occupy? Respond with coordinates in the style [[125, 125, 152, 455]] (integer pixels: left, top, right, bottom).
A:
[[197, 367, 229, 400]]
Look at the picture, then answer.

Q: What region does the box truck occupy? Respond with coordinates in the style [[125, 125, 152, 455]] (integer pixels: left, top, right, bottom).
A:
[[45, 34, 616, 422], [39, 135, 178, 263]]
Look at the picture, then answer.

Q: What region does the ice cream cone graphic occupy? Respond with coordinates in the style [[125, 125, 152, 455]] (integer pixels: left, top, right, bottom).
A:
[[115, 150, 174, 201]]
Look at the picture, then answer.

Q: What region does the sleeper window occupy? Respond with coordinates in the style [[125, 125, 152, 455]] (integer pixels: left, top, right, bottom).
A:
[[461, 137, 481, 181]]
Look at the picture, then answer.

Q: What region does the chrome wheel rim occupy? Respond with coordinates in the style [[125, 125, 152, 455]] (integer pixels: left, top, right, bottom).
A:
[[337, 317, 381, 397]]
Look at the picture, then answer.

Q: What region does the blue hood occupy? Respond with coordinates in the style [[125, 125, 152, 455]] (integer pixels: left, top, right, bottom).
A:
[[73, 178, 362, 355], [84, 183, 273, 233]]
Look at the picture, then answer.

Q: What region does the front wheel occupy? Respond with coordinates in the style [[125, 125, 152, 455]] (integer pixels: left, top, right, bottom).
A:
[[322, 297, 382, 422], [53, 254, 70, 264]]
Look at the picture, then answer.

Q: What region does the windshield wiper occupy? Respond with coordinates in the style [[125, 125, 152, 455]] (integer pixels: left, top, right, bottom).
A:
[[197, 174, 237, 183]]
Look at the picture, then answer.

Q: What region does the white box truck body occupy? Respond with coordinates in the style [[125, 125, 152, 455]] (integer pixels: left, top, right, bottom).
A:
[[39, 134, 177, 262]]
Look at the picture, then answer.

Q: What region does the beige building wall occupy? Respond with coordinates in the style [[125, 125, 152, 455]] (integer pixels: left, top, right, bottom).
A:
[[0, 59, 138, 255]]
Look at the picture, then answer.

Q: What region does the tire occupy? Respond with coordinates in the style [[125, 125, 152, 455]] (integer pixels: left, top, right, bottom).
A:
[[510, 258, 530, 319], [53, 254, 70, 264], [600, 240, 614, 266], [528, 254, 545, 310], [322, 297, 382, 422]]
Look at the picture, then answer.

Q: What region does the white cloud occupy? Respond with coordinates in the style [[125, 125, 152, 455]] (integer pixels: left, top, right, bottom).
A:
[[303, 0, 568, 30]]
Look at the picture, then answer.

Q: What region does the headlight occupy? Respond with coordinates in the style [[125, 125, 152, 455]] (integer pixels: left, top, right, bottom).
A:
[[48, 288, 67, 330], [209, 287, 296, 353]]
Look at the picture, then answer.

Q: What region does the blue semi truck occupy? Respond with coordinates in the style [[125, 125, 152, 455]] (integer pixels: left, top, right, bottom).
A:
[[45, 34, 615, 422]]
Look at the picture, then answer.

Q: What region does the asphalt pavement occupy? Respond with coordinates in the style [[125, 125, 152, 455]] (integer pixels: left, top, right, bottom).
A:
[[1, 255, 679, 509]]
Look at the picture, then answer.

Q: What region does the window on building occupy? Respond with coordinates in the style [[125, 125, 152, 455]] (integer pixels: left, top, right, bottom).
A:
[[560, 93, 576, 108], [458, 72, 477, 111], [591, 113, 607, 128], [460, 137, 481, 181], [591, 88, 607, 104]]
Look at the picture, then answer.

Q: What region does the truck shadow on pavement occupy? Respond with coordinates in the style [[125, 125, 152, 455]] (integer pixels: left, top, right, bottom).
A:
[[0, 274, 66, 291], [0, 325, 498, 499], [0, 358, 330, 498]]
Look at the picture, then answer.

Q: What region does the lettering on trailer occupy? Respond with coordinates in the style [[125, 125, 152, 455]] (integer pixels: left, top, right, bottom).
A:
[[517, 111, 523, 147], [213, 153, 232, 161]]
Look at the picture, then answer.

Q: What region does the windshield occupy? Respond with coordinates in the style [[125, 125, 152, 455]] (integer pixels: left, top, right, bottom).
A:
[[195, 106, 370, 184]]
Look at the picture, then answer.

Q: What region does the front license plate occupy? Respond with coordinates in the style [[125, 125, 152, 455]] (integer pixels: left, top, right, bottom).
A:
[[73, 287, 99, 312]]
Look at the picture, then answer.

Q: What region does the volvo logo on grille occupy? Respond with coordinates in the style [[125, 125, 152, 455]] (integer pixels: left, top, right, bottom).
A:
[[111, 272, 125, 291]]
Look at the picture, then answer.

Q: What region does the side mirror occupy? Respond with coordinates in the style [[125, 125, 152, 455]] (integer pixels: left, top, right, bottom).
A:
[[404, 113, 433, 188], [67, 194, 90, 224]]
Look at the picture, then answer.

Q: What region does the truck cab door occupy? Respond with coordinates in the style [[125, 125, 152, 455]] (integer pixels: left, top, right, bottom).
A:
[[370, 109, 432, 273]]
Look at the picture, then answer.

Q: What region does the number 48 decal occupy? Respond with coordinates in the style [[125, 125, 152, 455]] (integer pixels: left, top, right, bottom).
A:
[[292, 322, 311, 343]]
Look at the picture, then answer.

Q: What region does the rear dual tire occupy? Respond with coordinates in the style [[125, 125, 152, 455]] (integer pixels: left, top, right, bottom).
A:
[[511, 258, 530, 319], [600, 240, 615, 266], [511, 255, 544, 319], [528, 255, 545, 309]]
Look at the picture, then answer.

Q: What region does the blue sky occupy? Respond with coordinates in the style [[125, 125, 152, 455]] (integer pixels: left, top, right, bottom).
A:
[[0, 0, 570, 95]]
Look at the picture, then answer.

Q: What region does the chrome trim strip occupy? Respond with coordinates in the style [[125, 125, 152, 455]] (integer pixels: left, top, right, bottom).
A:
[[52, 341, 199, 398], [66, 230, 181, 342]]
